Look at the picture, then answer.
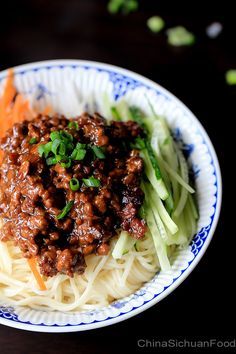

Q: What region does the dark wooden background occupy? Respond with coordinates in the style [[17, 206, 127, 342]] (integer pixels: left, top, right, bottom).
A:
[[0, 0, 234, 353]]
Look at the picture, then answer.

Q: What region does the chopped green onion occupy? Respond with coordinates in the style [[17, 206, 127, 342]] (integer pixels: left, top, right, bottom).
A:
[[50, 131, 61, 141], [38, 144, 45, 157], [46, 157, 57, 166], [225, 70, 236, 85], [55, 155, 63, 162], [91, 145, 105, 159], [29, 137, 37, 145], [147, 16, 165, 33], [83, 176, 100, 187], [76, 142, 86, 149], [167, 26, 195, 46], [74, 149, 86, 161], [69, 178, 80, 191], [60, 159, 71, 168], [57, 200, 74, 220], [38, 142, 52, 158], [60, 130, 73, 142], [51, 139, 61, 155], [68, 121, 79, 130], [59, 142, 66, 156]]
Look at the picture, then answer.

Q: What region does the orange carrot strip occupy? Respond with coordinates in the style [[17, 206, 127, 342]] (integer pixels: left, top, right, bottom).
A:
[[0, 69, 36, 138], [27, 258, 47, 291], [41, 105, 53, 115]]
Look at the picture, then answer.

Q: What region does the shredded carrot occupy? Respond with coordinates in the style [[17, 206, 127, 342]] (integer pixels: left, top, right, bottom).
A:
[[41, 104, 53, 115], [27, 258, 47, 291], [0, 68, 36, 138], [0, 69, 50, 290]]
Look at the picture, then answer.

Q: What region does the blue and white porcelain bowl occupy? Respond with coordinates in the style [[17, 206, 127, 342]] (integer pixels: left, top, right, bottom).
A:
[[0, 60, 222, 332]]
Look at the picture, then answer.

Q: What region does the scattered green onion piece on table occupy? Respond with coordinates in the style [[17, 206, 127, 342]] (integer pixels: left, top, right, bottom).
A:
[[147, 16, 165, 33], [107, 0, 138, 15], [69, 178, 80, 191], [166, 26, 195, 46], [57, 201, 74, 220], [83, 176, 100, 187], [225, 70, 236, 85], [29, 137, 37, 145]]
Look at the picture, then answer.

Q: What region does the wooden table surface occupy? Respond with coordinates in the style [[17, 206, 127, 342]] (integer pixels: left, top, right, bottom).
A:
[[0, 1, 234, 353]]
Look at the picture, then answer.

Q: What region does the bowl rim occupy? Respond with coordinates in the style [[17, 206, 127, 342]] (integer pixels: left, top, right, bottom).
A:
[[0, 59, 222, 332]]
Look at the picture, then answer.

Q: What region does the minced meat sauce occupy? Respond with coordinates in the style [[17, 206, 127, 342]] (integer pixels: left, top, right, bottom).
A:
[[0, 113, 146, 277]]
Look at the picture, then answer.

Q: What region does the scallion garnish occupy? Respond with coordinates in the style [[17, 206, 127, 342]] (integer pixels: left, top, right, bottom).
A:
[[38, 142, 52, 157], [29, 137, 37, 145], [57, 200, 74, 220], [91, 145, 105, 159], [82, 176, 100, 187], [61, 159, 71, 168], [75, 149, 86, 160], [51, 139, 61, 155], [46, 157, 57, 166], [44, 142, 53, 157], [59, 142, 66, 156], [50, 131, 61, 141], [68, 121, 79, 130], [69, 178, 80, 191], [60, 130, 73, 142]]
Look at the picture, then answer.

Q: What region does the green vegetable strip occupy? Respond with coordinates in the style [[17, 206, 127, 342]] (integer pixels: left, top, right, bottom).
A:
[[111, 107, 121, 121], [128, 105, 169, 200], [158, 156, 195, 194], [149, 197, 169, 243], [142, 149, 169, 200], [129, 106, 146, 130], [173, 147, 189, 218], [112, 231, 135, 259], [145, 205, 171, 271], [172, 213, 188, 245], [115, 100, 132, 122], [188, 194, 199, 220], [146, 184, 178, 235]]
